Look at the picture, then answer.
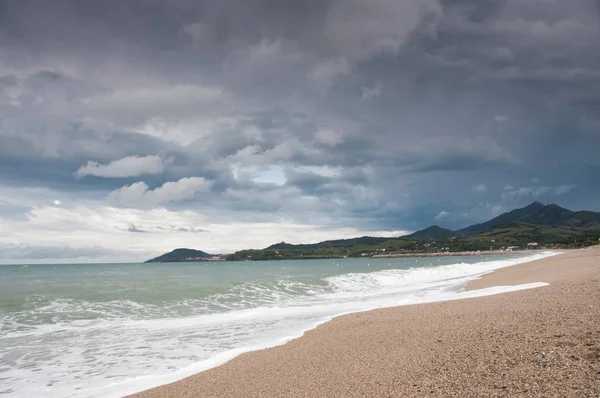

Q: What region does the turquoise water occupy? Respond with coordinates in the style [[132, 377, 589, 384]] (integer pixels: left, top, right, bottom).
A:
[[0, 252, 557, 397]]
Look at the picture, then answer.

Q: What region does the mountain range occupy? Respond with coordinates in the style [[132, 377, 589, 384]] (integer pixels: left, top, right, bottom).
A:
[[146, 202, 600, 262], [403, 201, 600, 239]]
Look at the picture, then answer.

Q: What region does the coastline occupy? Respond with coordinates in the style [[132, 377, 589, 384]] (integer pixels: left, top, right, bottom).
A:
[[130, 248, 600, 397], [464, 247, 595, 290], [371, 249, 533, 259]]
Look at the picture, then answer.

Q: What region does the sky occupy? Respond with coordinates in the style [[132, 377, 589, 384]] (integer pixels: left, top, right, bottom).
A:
[[1, 0, 599, 263]]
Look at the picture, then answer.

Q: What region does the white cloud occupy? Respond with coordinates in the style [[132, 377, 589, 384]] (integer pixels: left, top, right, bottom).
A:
[[135, 116, 234, 146], [0, 204, 410, 263], [107, 177, 214, 207], [435, 210, 451, 220], [225, 140, 308, 166], [471, 183, 488, 193], [75, 155, 170, 178], [232, 164, 287, 186], [52, 200, 62, 206], [494, 115, 508, 122]]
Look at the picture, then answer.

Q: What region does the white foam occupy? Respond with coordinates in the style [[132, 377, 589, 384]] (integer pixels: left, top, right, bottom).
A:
[[0, 251, 560, 398]]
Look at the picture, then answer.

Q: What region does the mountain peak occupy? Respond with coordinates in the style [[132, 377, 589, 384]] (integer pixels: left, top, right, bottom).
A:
[[457, 200, 578, 235], [528, 200, 546, 208], [423, 225, 445, 230], [406, 225, 455, 240]]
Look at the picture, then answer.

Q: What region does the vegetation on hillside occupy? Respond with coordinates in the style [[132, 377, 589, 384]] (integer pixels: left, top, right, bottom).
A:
[[145, 248, 214, 263], [225, 202, 600, 261], [146, 202, 600, 262]]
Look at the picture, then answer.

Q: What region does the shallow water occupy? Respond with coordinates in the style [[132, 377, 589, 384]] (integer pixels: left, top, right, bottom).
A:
[[0, 251, 558, 397]]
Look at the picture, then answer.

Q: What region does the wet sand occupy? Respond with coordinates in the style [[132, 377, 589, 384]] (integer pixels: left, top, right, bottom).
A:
[[131, 247, 600, 397]]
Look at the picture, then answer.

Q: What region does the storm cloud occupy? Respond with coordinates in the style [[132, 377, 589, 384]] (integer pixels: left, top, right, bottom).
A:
[[1, 0, 599, 262]]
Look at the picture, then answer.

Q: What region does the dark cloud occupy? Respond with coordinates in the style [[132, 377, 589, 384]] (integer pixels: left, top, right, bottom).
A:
[[126, 224, 147, 233], [1, 0, 599, 259]]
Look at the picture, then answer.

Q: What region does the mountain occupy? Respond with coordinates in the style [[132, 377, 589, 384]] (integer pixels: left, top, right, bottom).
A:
[[148, 202, 600, 262], [456, 201, 600, 236], [145, 248, 214, 263], [266, 236, 396, 250], [404, 225, 456, 240], [249, 202, 599, 259], [226, 236, 403, 261]]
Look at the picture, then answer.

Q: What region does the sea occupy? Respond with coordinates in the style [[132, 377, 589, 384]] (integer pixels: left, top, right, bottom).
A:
[[0, 251, 558, 397]]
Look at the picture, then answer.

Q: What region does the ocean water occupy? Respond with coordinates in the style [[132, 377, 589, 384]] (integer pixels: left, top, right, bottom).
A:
[[0, 251, 558, 397]]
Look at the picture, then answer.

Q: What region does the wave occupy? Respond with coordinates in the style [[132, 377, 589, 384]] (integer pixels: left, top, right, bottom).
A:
[[324, 251, 555, 295], [0, 251, 560, 397]]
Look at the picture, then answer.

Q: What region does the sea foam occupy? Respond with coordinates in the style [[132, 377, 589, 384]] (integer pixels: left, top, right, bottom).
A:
[[0, 251, 559, 397]]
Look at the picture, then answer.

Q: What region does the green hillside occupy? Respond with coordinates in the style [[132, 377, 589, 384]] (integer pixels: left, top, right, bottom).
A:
[[145, 248, 214, 263], [266, 236, 398, 250], [404, 225, 456, 240], [457, 201, 600, 235], [225, 202, 600, 260], [147, 202, 600, 262]]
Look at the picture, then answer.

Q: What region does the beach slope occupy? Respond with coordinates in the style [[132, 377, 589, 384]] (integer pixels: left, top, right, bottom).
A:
[[132, 248, 600, 397]]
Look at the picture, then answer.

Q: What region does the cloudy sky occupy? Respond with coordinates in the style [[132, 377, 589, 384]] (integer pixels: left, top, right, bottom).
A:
[[1, 0, 599, 263]]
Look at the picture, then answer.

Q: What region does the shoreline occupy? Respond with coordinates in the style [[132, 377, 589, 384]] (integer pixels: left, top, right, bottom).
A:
[[464, 247, 595, 290], [129, 248, 600, 397], [144, 249, 547, 263], [115, 251, 555, 397], [371, 249, 534, 259]]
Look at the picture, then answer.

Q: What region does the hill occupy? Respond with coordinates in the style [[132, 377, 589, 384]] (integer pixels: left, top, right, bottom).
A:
[[145, 248, 215, 263], [404, 225, 456, 240], [147, 202, 600, 262], [457, 201, 574, 235], [227, 202, 600, 260], [266, 236, 397, 250], [454, 201, 600, 236]]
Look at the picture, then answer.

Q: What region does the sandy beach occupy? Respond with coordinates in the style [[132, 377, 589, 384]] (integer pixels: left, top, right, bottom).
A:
[[131, 248, 600, 397]]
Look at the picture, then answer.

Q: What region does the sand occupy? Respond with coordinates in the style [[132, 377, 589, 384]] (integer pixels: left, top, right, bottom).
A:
[[131, 248, 600, 398]]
